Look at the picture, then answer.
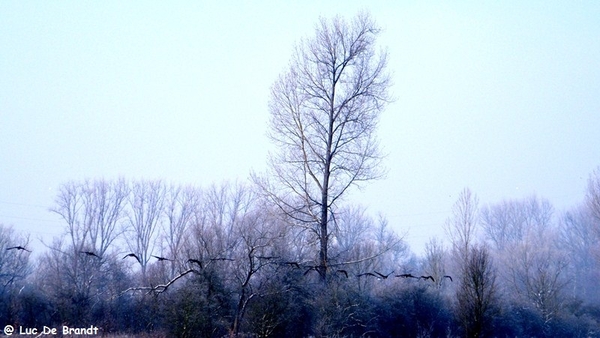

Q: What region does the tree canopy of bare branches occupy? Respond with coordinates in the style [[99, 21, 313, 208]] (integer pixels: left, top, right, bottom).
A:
[[51, 179, 129, 258], [480, 195, 553, 251]]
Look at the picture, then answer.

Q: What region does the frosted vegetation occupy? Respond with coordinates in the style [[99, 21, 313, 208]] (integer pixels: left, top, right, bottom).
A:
[[2, 12, 599, 337], [1, 169, 599, 337]]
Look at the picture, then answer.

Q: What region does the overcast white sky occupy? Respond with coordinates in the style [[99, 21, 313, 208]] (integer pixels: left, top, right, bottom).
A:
[[1, 1, 599, 255]]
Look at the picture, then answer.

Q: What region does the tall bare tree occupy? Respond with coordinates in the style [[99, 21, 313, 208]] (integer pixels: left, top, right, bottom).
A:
[[188, 182, 253, 261], [481, 196, 567, 330], [82, 179, 129, 256], [257, 12, 391, 280], [51, 179, 129, 257], [507, 228, 569, 328], [423, 237, 448, 290], [456, 245, 498, 338], [162, 184, 198, 278], [47, 179, 130, 324], [125, 180, 166, 281], [444, 188, 479, 268], [230, 205, 288, 337]]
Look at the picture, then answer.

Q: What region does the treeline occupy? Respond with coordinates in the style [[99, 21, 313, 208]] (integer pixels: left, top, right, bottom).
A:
[[1, 170, 600, 337]]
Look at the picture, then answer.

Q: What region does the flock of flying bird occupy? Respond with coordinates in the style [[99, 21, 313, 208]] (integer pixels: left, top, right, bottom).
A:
[[280, 260, 452, 282], [4, 246, 174, 262], [321, 269, 451, 282], [5, 246, 452, 282]]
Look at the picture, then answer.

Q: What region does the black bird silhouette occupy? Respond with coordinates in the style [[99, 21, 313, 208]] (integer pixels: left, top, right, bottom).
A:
[[396, 273, 418, 279], [283, 261, 300, 269], [304, 266, 319, 276], [337, 269, 349, 278], [152, 255, 172, 262], [420, 275, 435, 282], [443, 275, 453, 282], [357, 272, 377, 278], [374, 271, 394, 279], [187, 258, 203, 269], [256, 256, 279, 260], [6, 246, 31, 253], [122, 253, 141, 263], [80, 251, 100, 258]]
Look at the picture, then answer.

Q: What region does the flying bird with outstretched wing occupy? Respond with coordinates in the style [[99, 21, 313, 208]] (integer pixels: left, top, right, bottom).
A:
[[283, 261, 300, 269], [152, 255, 172, 262], [80, 251, 100, 258], [6, 246, 31, 253], [420, 275, 435, 282], [374, 271, 394, 279], [123, 253, 141, 263], [304, 266, 318, 276], [187, 258, 203, 269], [337, 269, 349, 278]]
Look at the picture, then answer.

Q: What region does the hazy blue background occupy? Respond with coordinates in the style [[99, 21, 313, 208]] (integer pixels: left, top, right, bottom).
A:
[[1, 1, 599, 255]]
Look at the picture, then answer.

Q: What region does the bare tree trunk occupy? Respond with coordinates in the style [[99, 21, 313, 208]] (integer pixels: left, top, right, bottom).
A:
[[231, 286, 254, 338], [319, 184, 329, 281]]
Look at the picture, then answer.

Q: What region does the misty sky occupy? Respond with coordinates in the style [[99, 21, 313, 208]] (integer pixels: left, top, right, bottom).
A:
[[1, 1, 599, 255]]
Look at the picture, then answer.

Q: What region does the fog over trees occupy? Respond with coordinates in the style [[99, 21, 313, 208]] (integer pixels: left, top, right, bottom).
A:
[[3, 172, 599, 337], [1, 12, 600, 338]]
